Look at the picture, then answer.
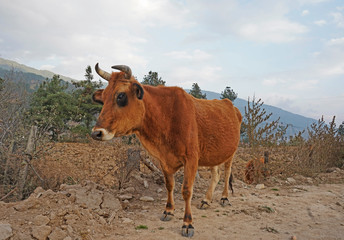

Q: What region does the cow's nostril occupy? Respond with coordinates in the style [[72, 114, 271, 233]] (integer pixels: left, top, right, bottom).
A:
[[91, 130, 103, 141]]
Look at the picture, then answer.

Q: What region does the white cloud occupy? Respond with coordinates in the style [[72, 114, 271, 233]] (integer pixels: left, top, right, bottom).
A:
[[289, 80, 319, 90], [186, 0, 308, 43], [165, 49, 212, 61], [262, 77, 286, 86], [301, 9, 309, 16], [314, 37, 344, 77], [263, 93, 297, 109], [327, 37, 344, 46], [238, 20, 307, 43], [331, 12, 344, 28], [320, 62, 344, 76], [262, 75, 319, 91], [167, 65, 222, 89], [314, 20, 326, 26]]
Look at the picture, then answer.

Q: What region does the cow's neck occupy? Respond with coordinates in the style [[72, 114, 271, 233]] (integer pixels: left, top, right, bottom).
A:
[[139, 86, 167, 136], [135, 86, 171, 155]]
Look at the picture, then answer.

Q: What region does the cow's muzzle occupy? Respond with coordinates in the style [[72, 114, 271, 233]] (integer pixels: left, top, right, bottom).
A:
[[91, 128, 115, 141], [91, 130, 103, 141]]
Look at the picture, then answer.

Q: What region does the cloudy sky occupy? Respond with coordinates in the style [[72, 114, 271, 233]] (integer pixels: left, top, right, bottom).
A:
[[0, 0, 343, 124]]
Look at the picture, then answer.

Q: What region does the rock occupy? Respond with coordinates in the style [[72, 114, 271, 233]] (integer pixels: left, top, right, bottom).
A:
[[290, 236, 297, 240], [157, 188, 163, 193], [75, 188, 103, 210], [143, 180, 149, 188], [31, 225, 52, 240], [287, 178, 296, 184], [41, 189, 55, 197], [64, 214, 79, 225], [255, 184, 265, 189], [122, 217, 133, 224], [121, 200, 130, 210], [102, 192, 121, 211], [306, 178, 313, 184], [60, 184, 82, 191], [0, 223, 12, 240], [118, 194, 133, 201], [66, 225, 73, 235], [139, 196, 154, 202], [326, 167, 340, 173], [142, 205, 149, 210], [99, 217, 107, 225], [48, 227, 67, 240], [63, 237, 72, 240], [14, 198, 40, 212], [57, 209, 68, 217], [14, 232, 33, 240], [33, 187, 45, 198], [120, 187, 135, 194], [33, 215, 50, 226], [108, 211, 117, 224]]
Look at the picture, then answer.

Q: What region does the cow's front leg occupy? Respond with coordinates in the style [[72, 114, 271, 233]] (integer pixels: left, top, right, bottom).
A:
[[181, 161, 198, 237], [160, 171, 175, 221]]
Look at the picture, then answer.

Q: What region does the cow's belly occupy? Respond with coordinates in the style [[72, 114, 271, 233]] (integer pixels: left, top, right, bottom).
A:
[[197, 134, 239, 167]]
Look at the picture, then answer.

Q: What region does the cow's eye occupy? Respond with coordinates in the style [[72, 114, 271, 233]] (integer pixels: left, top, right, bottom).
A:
[[116, 92, 128, 107]]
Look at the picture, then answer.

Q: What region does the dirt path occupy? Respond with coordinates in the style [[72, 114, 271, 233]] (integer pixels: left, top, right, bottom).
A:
[[1, 181, 343, 240], [113, 183, 344, 240]]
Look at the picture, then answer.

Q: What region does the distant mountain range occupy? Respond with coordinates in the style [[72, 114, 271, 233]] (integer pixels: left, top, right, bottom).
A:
[[201, 90, 316, 137], [0, 57, 316, 136], [0, 57, 74, 92], [0, 57, 75, 82]]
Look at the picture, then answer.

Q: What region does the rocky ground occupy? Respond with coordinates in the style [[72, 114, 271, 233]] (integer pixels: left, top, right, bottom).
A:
[[1, 141, 344, 240]]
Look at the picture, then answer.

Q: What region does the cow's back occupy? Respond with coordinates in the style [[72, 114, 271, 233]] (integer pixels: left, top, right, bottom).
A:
[[193, 98, 242, 166]]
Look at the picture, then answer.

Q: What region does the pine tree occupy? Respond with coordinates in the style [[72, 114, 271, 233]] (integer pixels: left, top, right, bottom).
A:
[[29, 75, 76, 140], [189, 83, 207, 99], [141, 71, 165, 86], [71, 66, 103, 132], [339, 121, 344, 136], [220, 86, 237, 102]]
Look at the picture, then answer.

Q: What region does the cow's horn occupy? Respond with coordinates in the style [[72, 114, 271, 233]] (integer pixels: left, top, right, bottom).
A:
[[95, 63, 111, 81], [111, 65, 132, 79]]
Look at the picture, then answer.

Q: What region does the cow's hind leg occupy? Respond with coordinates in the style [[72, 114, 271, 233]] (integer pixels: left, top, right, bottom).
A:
[[199, 166, 220, 209], [221, 154, 235, 206], [181, 160, 198, 237], [160, 172, 175, 221]]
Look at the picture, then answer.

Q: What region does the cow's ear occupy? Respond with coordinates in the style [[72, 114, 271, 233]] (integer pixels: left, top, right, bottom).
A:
[[132, 83, 144, 100], [92, 89, 104, 104]]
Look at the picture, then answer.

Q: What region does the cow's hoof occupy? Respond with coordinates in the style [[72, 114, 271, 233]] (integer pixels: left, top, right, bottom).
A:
[[220, 197, 232, 207], [181, 224, 194, 237], [160, 210, 174, 221], [198, 200, 210, 210]]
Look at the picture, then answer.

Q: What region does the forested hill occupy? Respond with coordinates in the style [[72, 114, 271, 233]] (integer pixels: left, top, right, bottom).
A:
[[0, 57, 74, 92]]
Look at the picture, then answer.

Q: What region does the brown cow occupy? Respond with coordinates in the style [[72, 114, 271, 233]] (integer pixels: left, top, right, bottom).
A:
[[244, 151, 270, 184], [91, 64, 242, 237]]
